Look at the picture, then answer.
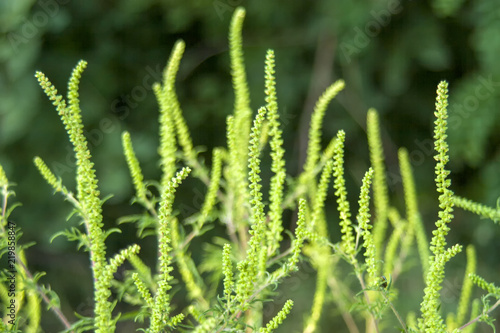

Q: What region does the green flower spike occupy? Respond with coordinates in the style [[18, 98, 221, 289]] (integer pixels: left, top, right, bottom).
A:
[[332, 130, 355, 259], [419, 81, 463, 332], [367, 109, 389, 276]]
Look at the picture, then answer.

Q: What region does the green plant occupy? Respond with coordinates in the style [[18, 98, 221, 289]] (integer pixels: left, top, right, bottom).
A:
[[1, 6, 500, 333]]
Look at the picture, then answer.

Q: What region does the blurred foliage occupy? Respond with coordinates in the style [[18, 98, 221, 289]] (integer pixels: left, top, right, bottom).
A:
[[1, 0, 500, 331]]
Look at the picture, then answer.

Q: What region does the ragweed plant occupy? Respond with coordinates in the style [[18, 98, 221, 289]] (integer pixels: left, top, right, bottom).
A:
[[1, 7, 307, 333], [0, 5, 499, 333]]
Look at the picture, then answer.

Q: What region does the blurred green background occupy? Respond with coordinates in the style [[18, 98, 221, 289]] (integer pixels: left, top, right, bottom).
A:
[[1, 0, 500, 331]]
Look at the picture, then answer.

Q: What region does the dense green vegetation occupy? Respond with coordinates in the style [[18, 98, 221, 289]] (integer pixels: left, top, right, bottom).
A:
[[1, 1, 500, 332]]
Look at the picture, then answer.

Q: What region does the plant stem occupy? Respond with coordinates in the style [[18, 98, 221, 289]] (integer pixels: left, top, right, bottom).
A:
[[381, 291, 407, 333], [356, 272, 380, 333], [327, 275, 360, 333], [458, 299, 500, 331], [1, 185, 73, 331]]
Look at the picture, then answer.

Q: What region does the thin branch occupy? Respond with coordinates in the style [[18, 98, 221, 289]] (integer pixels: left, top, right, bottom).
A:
[[381, 290, 407, 333], [355, 271, 380, 333], [458, 299, 500, 331], [1, 186, 73, 331]]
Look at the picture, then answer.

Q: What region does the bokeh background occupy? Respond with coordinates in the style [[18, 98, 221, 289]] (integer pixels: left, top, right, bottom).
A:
[[1, 0, 500, 331]]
